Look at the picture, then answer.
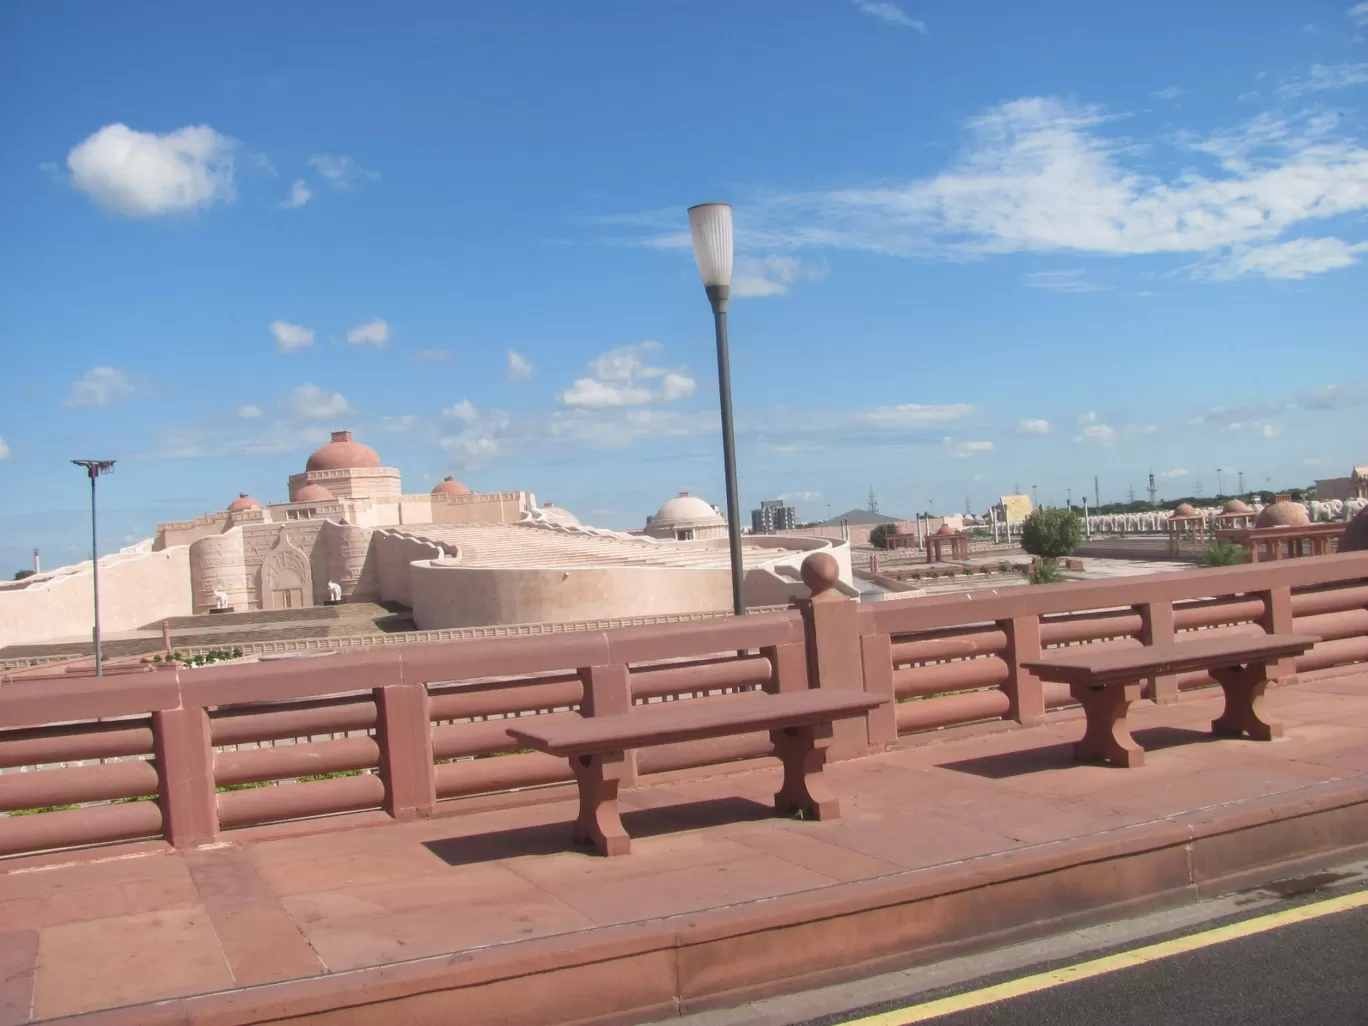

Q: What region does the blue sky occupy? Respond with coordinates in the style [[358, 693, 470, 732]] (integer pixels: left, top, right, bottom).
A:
[[2, 1, 1366, 573]]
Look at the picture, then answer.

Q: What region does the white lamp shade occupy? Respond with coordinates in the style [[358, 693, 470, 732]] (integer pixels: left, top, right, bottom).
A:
[[688, 203, 733, 288]]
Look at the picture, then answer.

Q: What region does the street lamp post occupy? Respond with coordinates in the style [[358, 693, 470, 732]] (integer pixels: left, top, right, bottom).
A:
[[1217, 468, 1224, 497], [688, 202, 745, 617], [1032, 484, 1039, 508], [72, 459, 116, 676]]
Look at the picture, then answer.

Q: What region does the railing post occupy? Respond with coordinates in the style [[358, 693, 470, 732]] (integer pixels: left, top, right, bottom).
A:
[[1258, 585, 1297, 684], [375, 683, 436, 820], [153, 695, 219, 849], [762, 642, 807, 695], [582, 664, 636, 785], [857, 622, 898, 751], [1138, 600, 1177, 704], [797, 554, 870, 761], [1001, 615, 1044, 726]]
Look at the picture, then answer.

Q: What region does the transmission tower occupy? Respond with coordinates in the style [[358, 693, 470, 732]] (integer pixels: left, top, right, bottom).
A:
[[1128, 484, 1136, 504], [867, 486, 878, 514], [1094, 475, 1100, 507], [964, 496, 972, 515], [1194, 478, 1204, 498]]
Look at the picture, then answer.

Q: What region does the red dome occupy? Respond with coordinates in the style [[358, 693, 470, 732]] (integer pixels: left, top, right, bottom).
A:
[[935, 522, 960, 536], [227, 493, 261, 512], [432, 476, 471, 496], [306, 430, 382, 472], [292, 483, 334, 503], [1174, 503, 1198, 516], [1255, 500, 1310, 528]]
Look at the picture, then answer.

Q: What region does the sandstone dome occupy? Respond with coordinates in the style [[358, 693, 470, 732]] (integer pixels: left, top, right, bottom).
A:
[[227, 493, 261, 512], [306, 430, 382, 472], [1222, 499, 1252, 514], [1173, 503, 1198, 517], [291, 483, 335, 503], [654, 492, 723, 526], [432, 476, 471, 496], [1255, 500, 1310, 528], [1341, 505, 1368, 553], [539, 502, 581, 527]]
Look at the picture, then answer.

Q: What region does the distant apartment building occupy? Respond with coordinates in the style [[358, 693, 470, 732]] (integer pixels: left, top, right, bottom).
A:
[[751, 499, 797, 534]]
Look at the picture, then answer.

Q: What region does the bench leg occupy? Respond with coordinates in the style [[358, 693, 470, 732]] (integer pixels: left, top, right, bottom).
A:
[[1071, 682, 1145, 768], [1210, 663, 1284, 741], [570, 751, 630, 856], [772, 723, 840, 821]]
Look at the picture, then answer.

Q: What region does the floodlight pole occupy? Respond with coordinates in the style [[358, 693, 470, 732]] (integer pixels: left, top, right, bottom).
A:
[[72, 460, 115, 676]]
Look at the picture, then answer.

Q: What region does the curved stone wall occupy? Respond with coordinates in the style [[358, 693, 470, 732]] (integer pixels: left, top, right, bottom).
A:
[[324, 522, 379, 601], [189, 529, 250, 613]]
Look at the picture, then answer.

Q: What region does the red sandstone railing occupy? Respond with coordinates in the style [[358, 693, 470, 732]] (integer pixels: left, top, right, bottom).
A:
[[1, 553, 1366, 860]]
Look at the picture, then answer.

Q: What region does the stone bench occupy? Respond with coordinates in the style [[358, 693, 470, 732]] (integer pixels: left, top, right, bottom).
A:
[[1021, 633, 1318, 768], [507, 689, 886, 855]]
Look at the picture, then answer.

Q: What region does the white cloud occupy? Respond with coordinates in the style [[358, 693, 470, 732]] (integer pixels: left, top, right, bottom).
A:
[[1299, 383, 1367, 409], [1209, 238, 1368, 280], [560, 343, 695, 408], [281, 179, 311, 209], [1024, 269, 1107, 292], [1224, 419, 1282, 438], [288, 383, 350, 420], [237, 405, 262, 418], [1017, 418, 1051, 434], [560, 378, 656, 408], [0, 436, 10, 461], [1352, 3, 1368, 28], [1277, 63, 1368, 97], [1161, 468, 1190, 479], [443, 399, 480, 422], [616, 95, 1368, 284], [66, 123, 236, 217], [271, 320, 315, 352], [1076, 423, 1118, 445], [851, 0, 927, 33], [732, 256, 826, 298], [379, 415, 417, 432], [859, 403, 974, 428], [309, 154, 379, 188], [346, 318, 389, 347], [507, 348, 534, 383], [943, 438, 993, 458], [1151, 86, 1184, 100], [779, 491, 824, 502], [1078, 410, 1099, 425], [62, 367, 135, 408]]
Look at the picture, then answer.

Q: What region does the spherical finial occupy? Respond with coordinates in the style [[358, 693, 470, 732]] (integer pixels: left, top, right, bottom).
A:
[[800, 551, 840, 596]]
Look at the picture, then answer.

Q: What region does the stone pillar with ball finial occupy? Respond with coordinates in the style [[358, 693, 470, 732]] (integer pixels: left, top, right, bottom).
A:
[[797, 552, 894, 760]]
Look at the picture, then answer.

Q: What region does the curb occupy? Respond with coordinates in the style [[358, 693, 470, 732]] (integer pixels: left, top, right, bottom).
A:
[[46, 774, 1368, 1026]]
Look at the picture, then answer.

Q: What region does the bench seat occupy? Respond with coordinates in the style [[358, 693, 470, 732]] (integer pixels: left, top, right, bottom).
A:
[[508, 689, 885, 855], [1022, 632, 1318, 768]]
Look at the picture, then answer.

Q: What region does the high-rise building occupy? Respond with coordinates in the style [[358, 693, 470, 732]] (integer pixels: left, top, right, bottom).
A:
[[751, 499, 796, 534]]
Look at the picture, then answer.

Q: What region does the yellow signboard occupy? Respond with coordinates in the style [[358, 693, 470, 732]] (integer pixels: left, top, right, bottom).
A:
[[1000, 494, 1033, 523]]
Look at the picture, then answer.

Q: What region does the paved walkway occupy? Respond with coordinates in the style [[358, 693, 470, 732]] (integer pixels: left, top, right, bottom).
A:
[[3, 672, 1367, 1023]]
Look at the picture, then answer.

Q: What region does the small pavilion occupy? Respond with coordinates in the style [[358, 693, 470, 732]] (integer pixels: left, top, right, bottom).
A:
[[1214, 498, 1256, 531], [926, 523, 969, 563], [885, 527, 919, 551], [1166, 502, 1207, 557], [1215, 498, 1345, 562]]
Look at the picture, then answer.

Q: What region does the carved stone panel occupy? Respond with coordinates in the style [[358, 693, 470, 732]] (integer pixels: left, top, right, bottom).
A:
[[259, 534, 314, 610]]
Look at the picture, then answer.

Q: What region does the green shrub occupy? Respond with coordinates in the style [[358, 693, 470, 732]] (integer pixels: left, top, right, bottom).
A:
[[1021, 508, 1083, 560], [1199, 540, 1248, 567], [1029, 560, 1067, 585]]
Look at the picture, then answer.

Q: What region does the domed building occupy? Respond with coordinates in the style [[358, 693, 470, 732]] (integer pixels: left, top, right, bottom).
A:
[[227, 493, 261, 512], [1254, 500, 1311, 529], [643, 492, 728, 541], [432, 476, 471, 496], [288, 430, 400, 506], [1222, 499, 1252, 514]]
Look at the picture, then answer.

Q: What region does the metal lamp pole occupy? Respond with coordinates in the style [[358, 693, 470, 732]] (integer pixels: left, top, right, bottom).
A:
[[688, 202, 745, 616], [72, 459, 116, 676]]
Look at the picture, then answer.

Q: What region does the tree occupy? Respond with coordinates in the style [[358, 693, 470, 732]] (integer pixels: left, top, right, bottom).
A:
[[12, 570, 34, 581], [1020, 508, 1082, 559], [1020, 508, 1082, 585], [868, 523, 895, 549]]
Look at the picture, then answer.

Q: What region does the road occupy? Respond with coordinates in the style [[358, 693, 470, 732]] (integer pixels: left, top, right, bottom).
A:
[[822, 889, 1368, 1026]]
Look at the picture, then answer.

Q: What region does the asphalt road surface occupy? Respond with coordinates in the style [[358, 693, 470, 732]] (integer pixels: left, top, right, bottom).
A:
[[815, 889, 1368, 1026]]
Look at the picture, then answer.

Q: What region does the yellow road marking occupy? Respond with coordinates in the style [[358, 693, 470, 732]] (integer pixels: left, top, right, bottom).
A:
[[841, 888, 1368, 1025]]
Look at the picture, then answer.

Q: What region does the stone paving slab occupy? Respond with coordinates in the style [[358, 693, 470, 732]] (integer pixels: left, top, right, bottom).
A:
[[2, 672, 1366, 1023]]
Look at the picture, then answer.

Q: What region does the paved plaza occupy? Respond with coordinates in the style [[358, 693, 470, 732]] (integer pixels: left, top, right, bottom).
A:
[[3, 669, 1366, 1023]]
